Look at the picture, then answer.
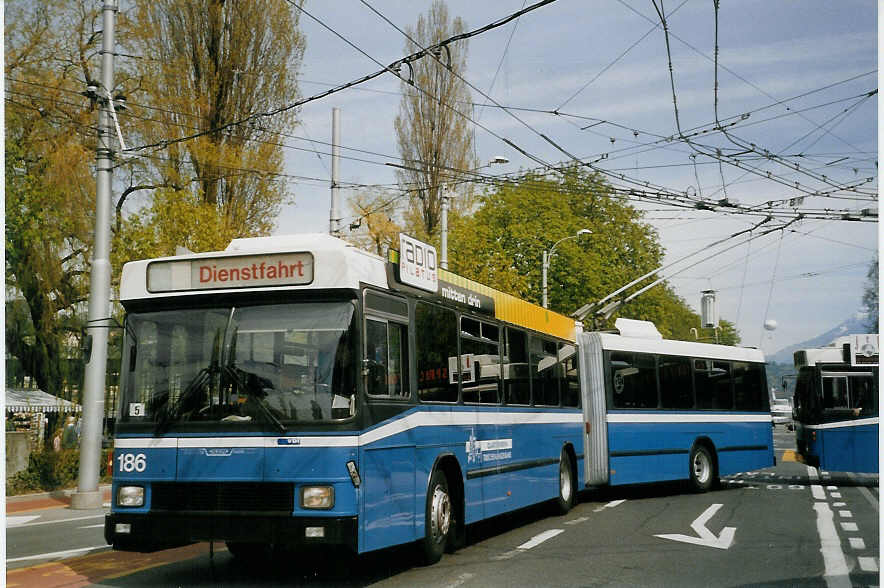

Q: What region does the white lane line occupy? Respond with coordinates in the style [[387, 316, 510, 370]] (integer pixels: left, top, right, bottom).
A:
[[826, 486, 838, 491], [7, 514, 104, 528], [445, 573, 475, 588], [830, 492, 842, 499], [807, 466, 819, 481], [838, 511, 852, 518], [517, 529, 565, 550], [593, 499, 626, 512], [79, 523, 106, 529], [832, 502, 846, 507], [6, 545, 109, 564], [840, 522, 858, 532], [848, 537, 866, 550], [858, 486, 879, 512], [857, 557, 879, 572], [812, 485, 826, 500], [6, 516, 40, 527], [812, 502, 851, 588], [565, 516, 589, 526]]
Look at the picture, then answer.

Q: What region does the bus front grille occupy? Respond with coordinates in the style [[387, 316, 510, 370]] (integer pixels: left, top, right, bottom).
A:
[[151, 482, 294, 513]]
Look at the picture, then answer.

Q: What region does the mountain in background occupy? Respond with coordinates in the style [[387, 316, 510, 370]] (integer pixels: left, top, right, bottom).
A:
[[768, 314, 872, 365]]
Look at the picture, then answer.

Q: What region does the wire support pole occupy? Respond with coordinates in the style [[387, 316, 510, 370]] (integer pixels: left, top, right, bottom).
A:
[[73, 0, 116, 510]]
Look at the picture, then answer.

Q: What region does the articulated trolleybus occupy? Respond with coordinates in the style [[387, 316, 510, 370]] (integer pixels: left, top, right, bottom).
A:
[[105, 233, 773, 562], [793, 334, 879, 474]]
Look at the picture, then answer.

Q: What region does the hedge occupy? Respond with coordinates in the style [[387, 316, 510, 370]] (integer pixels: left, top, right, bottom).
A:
[[6, 449, 113, 496]]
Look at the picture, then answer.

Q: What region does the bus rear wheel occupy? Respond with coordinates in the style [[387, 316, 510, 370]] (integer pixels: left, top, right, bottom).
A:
[[555, 449, 575, 514], [688, 444, 715, 493], [421, 469, 451, 565]]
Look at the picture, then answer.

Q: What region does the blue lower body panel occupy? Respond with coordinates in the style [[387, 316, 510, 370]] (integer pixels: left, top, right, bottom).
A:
[[606, 416, 774, 485]]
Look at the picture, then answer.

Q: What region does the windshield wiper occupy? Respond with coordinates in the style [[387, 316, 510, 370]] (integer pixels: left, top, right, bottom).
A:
[[154, 365, 213, 434], [223, 366, 286, 434]]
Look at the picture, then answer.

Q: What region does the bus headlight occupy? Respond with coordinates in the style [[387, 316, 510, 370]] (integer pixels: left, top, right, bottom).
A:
[[117, 486, 144, 507], [301, 486, 334, 509]]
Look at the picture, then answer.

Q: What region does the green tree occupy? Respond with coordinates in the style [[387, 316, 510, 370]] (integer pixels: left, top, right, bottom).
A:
[[449, 166, 740, 342], [394, 0, 477, 240]]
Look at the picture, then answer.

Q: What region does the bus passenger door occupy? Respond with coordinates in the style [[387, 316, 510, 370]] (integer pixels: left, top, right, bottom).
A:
[[361, 311, 416, 552], [577, 332, 609, 486]]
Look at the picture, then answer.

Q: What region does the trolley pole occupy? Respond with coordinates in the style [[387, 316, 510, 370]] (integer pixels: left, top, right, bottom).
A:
[[72, 0, 116, 510]]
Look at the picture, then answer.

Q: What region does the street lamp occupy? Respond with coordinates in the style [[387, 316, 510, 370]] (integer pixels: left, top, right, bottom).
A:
[[542, 229, 591, 309], [441, 156, 509, 269], [383, 157, 510, 268]]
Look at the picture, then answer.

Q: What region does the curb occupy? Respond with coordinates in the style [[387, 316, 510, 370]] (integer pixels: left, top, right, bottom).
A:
[[6, 484, 113, 504]]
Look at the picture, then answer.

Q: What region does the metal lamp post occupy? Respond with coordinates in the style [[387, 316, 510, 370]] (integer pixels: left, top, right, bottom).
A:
[[542, 229, 591, 309], [440, 156, 509, 269], [386, 156, 509, 270]]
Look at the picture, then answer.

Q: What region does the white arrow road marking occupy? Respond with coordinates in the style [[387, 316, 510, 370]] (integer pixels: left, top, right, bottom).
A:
[[654, 503, 736, 550], [6, 516, 40, 527]]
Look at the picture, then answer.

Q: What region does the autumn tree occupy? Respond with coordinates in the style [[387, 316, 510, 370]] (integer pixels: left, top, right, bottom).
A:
[[120, 0, 307, 258], [394, 0, 477, 241], [5, 1, 104, 397], [345, 190, 402, 256], [5, 1, 309, 395], [449, 166, 740, 343]]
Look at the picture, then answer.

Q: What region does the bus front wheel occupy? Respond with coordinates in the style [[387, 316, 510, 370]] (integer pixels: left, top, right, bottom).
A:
[[688, 444, 715, 493], [421, 469, 451, 565]]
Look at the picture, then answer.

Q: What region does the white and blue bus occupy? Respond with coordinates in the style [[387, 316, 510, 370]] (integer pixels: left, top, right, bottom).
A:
[[578, 320, 774, 491], [104, 233, 773, 562], [792, 335, 879, 474]]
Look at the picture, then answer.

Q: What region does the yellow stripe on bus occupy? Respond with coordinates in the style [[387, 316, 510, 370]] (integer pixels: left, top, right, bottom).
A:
[[439, 270, 577, 342]]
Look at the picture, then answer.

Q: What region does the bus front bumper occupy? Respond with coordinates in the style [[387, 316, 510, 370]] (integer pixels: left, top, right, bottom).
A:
[[104, 512, 358, 553]]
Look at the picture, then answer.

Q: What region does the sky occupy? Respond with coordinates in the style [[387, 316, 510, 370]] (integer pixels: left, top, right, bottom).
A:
[[273, 0, 878, 355]]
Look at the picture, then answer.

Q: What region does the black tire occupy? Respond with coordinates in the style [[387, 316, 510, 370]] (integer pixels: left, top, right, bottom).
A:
[[421, 469, 452, 565], [555, 449, 575, 514], [688, 444, 715, 493]]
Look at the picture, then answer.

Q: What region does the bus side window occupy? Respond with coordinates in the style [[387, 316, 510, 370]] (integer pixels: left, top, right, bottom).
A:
[[733, 362, 765, 411], [610, 352, 657, 409], [849, 375, 878, 416], [694, 360, 733, 410], [365, 317, 409, 399], [504, 328, 530, 405], [460, 318, 500, 405], [561, 344, 580, 408], [416, 302, 458, 403], [531, 336, 560, 406], [659, 355, 693, 409]]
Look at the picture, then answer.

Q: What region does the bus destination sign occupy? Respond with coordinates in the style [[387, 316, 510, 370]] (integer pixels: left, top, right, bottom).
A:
[[147, 252, 314, 292]]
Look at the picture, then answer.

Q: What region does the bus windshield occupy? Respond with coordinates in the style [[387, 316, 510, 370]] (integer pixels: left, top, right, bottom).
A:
[[119, 301, 357, 429]]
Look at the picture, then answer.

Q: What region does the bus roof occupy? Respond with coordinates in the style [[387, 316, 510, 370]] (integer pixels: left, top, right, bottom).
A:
[[119, 233, 388, 301], [587, 319, 766, 363], [119, 233, 578, 341], [794, 334, 879, 367]]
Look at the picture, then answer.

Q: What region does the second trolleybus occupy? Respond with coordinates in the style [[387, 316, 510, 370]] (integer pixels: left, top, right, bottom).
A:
[[792, 334, 879, 474]]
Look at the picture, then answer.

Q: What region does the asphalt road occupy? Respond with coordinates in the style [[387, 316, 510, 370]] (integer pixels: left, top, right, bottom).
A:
[[6, 427, 879, 587]]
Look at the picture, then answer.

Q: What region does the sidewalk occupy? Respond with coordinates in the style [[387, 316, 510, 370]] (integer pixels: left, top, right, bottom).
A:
[[6, 485, 112, 514]]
